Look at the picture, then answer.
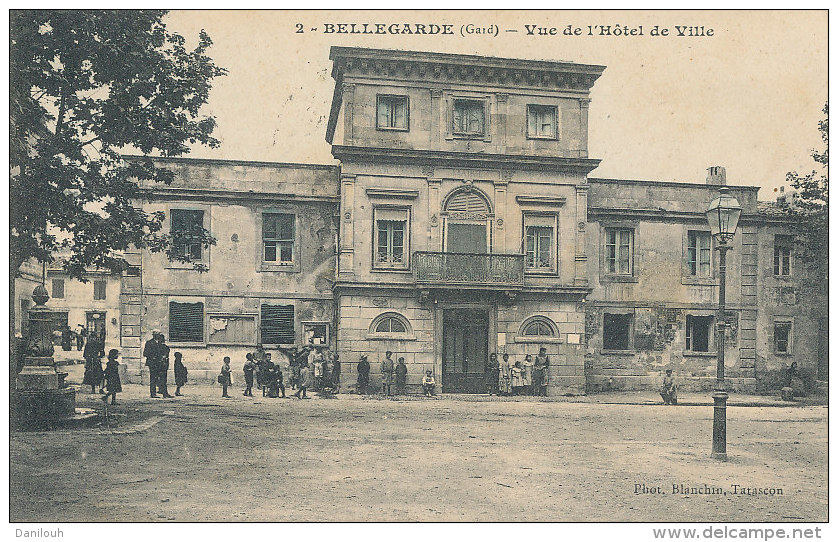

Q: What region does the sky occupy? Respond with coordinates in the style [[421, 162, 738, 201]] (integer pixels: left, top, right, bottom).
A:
[[164, 10, 827, 200]]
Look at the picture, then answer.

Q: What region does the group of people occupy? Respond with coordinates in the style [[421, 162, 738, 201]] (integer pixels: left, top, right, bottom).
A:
[[486, 347, 550, 397], [354, 350, 436, 396], [143, 330, 189, 398], [81, 344, 122, 405], [234, 342, 342, 400], [57, 323, 88, 351]]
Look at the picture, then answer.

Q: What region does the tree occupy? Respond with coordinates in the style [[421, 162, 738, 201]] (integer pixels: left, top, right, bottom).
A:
[[10, 10, 225, 281], [783, 103, 828, 287]]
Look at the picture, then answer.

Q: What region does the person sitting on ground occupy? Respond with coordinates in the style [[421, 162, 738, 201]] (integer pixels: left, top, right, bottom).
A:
[[422, 370, 436, 397], [102, 349, 122, 406], [660, 369, 678, 405], [173, 351, 188, 396]]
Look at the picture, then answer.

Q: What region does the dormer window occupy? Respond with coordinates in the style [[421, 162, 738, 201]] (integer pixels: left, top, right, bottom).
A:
[[377, 95, 409, 130]]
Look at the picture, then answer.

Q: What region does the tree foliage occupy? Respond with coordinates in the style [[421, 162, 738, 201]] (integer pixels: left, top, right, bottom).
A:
[[783, 103, 828, 286], [10, 10, 226, 279]]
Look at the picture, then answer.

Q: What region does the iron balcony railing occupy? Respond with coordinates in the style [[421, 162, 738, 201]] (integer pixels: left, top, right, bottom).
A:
[[413, 251, 525, 287]]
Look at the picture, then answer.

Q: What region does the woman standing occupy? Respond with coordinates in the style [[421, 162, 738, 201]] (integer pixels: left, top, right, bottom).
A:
[[173, 352, 188, 396], [219, 356, 232, 398], [82, 333, 105, 393], [102, 349, 122, 405]]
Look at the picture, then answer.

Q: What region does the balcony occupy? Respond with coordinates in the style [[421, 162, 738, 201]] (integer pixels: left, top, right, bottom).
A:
[[413, 251, 525, 288]]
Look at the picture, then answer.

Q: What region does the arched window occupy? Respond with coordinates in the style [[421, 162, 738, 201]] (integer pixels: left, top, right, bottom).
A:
[[443, 187, 493, 254], [375, 316, 406, 334], [519, 316, 558, 340], [368, 312, 413, 339]]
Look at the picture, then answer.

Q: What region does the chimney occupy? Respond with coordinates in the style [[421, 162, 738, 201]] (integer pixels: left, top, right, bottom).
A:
[[706, 166, 727, 185]]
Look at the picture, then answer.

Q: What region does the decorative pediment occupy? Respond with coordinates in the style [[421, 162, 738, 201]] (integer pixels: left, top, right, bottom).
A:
[[515, 195, 567, 207], [365, 188, 420, 200]]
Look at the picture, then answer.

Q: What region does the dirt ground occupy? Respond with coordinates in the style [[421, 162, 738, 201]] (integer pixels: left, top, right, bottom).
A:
[[9, 366, 828, 522]]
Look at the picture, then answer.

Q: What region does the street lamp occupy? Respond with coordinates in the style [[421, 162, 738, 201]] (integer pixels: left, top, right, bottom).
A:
[[705, 186, 742, 461]]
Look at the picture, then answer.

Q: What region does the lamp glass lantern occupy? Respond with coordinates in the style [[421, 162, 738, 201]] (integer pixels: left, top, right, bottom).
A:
[[705, 187, 742, 243]]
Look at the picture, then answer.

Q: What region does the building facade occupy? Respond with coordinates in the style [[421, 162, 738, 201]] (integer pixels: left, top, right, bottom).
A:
[[106, 47, 823, 393]]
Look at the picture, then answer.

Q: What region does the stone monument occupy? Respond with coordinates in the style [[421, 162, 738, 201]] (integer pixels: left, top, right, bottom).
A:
[[13, 284, 78, 428]]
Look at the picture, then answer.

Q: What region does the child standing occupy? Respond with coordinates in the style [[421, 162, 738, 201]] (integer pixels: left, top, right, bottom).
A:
[[295, 363, 312, 399], [422, 370, 435, 397], [243, 353, 256, 397], [173, 352, 188, 396], [220, 356, 232, 398], [102, 349, 122, 405]]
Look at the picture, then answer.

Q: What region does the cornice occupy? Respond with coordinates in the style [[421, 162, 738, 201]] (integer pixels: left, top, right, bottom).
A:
[[330, 47, 606, 92], [332, 145, 601, 174], [140, 187, 339, 204]]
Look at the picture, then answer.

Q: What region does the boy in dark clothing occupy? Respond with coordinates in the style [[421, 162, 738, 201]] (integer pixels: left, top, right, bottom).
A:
[[243, 353, 256, 397], [173, 351, 188, 396]]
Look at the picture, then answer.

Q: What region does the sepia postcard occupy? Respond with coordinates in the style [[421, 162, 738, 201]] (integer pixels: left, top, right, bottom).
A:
[[8, 9, 829, 536]]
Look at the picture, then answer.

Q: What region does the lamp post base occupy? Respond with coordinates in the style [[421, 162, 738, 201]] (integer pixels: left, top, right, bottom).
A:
[[711, 390, 729, 460]]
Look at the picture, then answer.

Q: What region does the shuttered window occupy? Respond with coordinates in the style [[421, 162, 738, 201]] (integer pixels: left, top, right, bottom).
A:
[[93, 280, 107, 300], [208, 315, 257, 345], [51, 279, 65, 299], [169, 301, 204, 343], [261, 304, 295, 344]]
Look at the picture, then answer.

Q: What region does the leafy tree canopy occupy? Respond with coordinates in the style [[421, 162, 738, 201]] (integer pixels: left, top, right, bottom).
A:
[[783, 103, 828, 286], [10, 10, 226, 280]]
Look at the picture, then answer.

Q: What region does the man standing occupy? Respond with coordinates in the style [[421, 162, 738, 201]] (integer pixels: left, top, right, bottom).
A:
[[486, 353, 500, 396], [143, 330, 162, 398], [395, 357, 408, 395], [357, 354, 370, 395], [156, 334, 174, 398], [533, 347, 550, 397], [381, 350, 395, 396]]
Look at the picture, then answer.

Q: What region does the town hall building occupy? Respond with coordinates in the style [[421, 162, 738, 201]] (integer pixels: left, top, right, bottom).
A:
[[98, 47, 824, 395]]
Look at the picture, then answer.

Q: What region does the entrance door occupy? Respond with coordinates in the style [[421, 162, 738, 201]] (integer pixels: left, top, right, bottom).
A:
[[86, 311, 106, 341], [442, 309, 489, 393]]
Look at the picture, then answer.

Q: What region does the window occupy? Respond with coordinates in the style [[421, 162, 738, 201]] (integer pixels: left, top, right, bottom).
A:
[[452, 99, 485, 136], [526, 226, 553, 270], [93, 280, 107, 301], [377, 221, 405, 265], [603, 313, 632, 350], [527, 105, 557, 139], [774, 322, 792, 354], [303, 322, 329, 345], [51, 279, 65, 299], [263, 213, 295, 264], [774, 235, 792, 276], [374, 207, 410, 268], [522, 318, 555, 337], [169, 301, 204, 343], [261, 304, 295, 344], [208, 315, 256, 345], [605, 228, 633, 274], [171, 209, 205, 260], [369, 312, 412, 338], [687, 231, 712, 277], [377, 95, 408, 130], [686, 315, 713, 352]]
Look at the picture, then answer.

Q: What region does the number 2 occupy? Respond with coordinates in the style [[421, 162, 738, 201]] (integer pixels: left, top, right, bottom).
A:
[[295, 23, 304, 33]]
